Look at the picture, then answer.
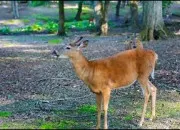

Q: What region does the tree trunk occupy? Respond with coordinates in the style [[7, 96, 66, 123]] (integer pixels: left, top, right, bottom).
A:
[[122, 0, 126, 8], [58, 0, 66, 36], [94, 1, 110, 36], [116, 0, 121, 17], [75, 1, 83, 21], [11, 1, 19, 19], [129, 1, 139, 28], [140, 1, 172, 41]]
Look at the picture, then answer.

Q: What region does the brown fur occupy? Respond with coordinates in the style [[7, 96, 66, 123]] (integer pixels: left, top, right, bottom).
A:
[[61, 40, 158, 129]]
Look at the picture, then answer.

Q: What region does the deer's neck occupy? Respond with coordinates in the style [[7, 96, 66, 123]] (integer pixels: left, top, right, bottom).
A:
[[69, 53, 93, 84]]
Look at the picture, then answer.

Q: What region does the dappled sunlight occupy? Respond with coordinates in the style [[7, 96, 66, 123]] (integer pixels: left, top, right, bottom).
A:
[[0, 57, 51, 62], [0, 43, 50, 49], [0, 19, 24, 27], [22, 49, 51, 53], [174, 29, 180, 35], [64, 3, 78, 9]]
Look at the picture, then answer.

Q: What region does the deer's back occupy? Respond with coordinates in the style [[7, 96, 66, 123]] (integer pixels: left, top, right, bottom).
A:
[[89, 49, 157, 90]]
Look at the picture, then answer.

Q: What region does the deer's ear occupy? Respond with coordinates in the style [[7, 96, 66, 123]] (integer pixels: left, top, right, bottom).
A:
[[78, 40, 89, 49]]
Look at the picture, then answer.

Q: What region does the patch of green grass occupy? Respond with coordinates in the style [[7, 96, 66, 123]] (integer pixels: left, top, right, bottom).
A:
[[40, 120, 77, 129], [0, 111, 12, 118], [48, 39, 62, 45], [78, 104, 97, 114], [156, 100, 180, 118], [0, 122, 36, 129], [78, 104, 115, 114], [134, 100, 180, 119], [123, 114, 133, 121]]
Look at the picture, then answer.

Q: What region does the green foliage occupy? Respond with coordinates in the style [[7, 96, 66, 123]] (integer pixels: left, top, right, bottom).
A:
[[65, 20, 95, 30], [44, 21, 58, 33], [0, 26, 11, 35], [162, 0, 172, 10], [29, 1, 49, 7], [0, 20, 95, 35], [0, 111, 12, 118]]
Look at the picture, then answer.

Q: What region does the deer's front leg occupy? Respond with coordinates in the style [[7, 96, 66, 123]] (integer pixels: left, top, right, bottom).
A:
[[102, 88, 111, 129], [96, 93, 102, 129]]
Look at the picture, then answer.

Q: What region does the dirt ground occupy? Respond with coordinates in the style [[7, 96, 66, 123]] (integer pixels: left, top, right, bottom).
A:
[[0, 2, 180, 129]]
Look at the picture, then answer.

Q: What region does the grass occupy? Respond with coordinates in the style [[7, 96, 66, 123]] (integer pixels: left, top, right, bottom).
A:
[[77, 104, 115, 114], [0, 111, 12, 118], [0, 117, 78, 129], [134, 99, 180, 119], [40, 120, 77, 129], [48, 39, 63, 45]]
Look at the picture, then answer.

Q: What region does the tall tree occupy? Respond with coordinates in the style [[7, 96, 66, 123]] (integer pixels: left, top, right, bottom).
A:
[[75, 1, 83, 21], [58, 0, 66, 36], [11, 1, 19, 19], [116, 0, 121, 17], [94, 1, 110, 35], [140, 1, 171, 41]]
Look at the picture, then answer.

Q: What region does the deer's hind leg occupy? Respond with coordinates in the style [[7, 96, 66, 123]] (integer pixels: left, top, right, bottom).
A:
[[148, 80, 157, 121], [138, 78, 150, 126]]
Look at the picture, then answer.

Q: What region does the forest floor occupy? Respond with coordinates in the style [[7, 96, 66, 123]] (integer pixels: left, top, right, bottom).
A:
[[0, 2, 180, 129]]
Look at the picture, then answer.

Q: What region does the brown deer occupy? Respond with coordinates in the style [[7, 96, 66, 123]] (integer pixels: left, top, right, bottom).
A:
[[52, 37, 158, 129]]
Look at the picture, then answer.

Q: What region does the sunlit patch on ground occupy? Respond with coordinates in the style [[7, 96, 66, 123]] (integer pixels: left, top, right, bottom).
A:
[[0, 19, 25, 27]]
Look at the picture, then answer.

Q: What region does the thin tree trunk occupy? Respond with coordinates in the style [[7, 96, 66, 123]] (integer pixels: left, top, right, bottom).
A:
[[116, 0, 121, 17], [140, 1, 172, 41], [94, 1, 103, 34], [94, 1, 109, 36], [101, 1, 109, 35], [11, 1, 19, 19], [129, 1, 139, 28], [58, 0, 66, 36], [75, 1, 83, 21]]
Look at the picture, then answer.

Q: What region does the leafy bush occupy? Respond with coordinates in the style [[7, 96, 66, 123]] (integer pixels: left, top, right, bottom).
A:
[[0, 19, 95, 35], [44, 21, 58, 33]]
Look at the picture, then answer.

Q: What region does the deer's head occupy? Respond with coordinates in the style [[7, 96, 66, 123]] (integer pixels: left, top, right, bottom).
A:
[[52, 37, 88, 59]]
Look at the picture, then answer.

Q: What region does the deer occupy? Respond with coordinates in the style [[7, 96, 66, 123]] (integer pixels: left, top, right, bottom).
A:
[[52, 37, 158, 129]]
